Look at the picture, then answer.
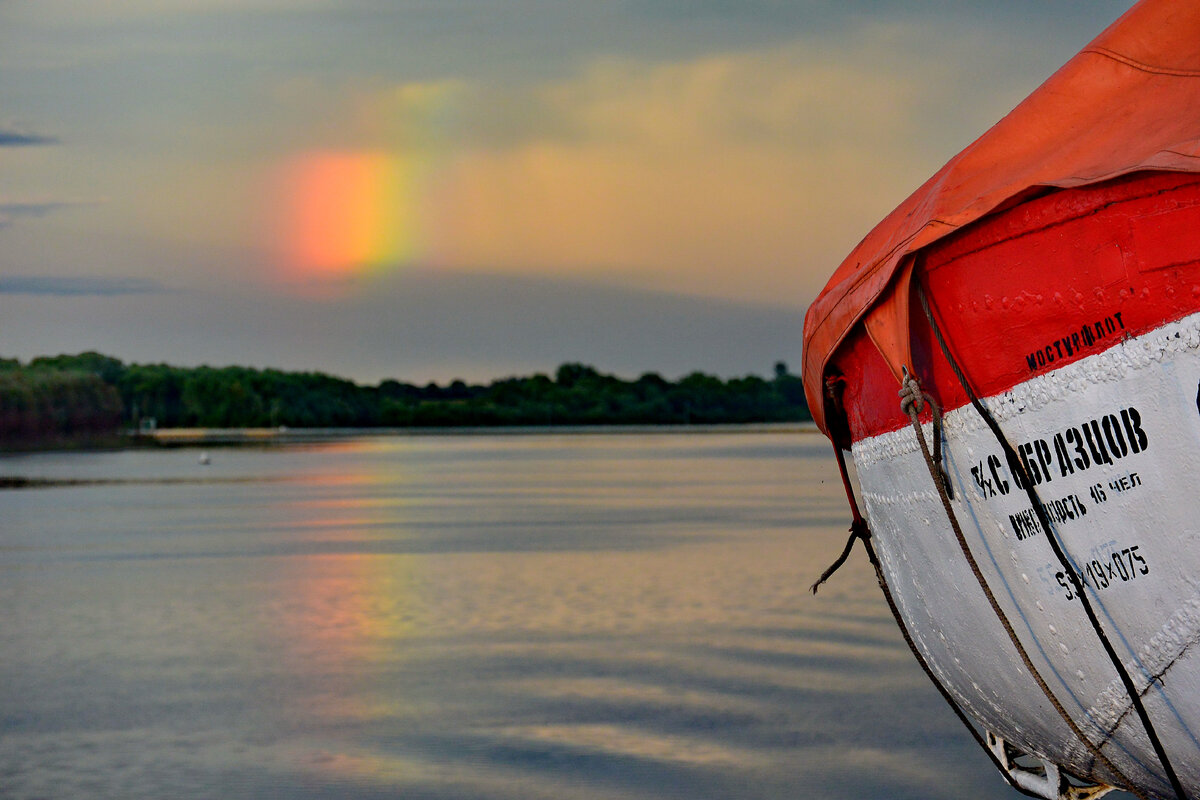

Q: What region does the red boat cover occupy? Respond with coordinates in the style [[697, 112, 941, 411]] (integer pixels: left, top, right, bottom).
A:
[[802, 0, 1200, 435]]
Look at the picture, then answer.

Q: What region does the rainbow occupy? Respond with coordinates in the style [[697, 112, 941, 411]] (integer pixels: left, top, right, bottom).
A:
[[274, 150, 433, 282]]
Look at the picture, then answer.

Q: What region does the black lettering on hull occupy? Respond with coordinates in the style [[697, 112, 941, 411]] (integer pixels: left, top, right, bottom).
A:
[[971, 406, 1148, 503], [1025, 313, 1127, 373]]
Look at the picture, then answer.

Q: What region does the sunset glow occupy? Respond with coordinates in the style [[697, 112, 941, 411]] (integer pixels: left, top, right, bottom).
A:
[[1, 0, 1138, 382]]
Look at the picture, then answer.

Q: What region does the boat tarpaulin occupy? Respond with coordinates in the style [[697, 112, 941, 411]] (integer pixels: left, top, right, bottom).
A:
[[801, 0, 1200, 435]]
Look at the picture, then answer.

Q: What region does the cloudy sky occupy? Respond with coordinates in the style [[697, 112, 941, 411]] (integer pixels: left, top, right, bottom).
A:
[[1, 1, 1137, 384]]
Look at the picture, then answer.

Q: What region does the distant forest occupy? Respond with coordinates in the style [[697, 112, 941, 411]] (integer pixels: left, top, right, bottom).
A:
[[0, 352, 810, 445]]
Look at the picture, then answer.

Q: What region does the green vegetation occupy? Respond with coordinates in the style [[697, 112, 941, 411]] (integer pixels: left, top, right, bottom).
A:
[[0, 357, 123, 446], [0, 352, 809, 443]]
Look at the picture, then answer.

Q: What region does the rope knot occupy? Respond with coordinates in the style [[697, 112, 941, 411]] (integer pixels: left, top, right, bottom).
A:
[[898, 371, 925, 417]]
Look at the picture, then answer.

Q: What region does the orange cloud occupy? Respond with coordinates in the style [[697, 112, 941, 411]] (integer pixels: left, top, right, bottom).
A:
[[231, 24, 1009, 304], [431, 32, 946, 306]]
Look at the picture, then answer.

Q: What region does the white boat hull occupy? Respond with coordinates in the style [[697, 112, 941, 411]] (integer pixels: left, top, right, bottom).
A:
[[850, 312, 1200, 796]]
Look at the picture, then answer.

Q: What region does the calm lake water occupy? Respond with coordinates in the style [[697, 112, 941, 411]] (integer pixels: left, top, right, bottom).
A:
[[1, 429, 1025, 800]]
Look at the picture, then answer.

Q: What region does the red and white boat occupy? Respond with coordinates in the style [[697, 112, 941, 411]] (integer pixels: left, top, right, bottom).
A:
[[804, 3, 1200, 799]]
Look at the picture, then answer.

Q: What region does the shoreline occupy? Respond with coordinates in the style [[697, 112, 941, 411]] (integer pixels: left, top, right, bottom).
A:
[[0, 421, 820, 455], [137, 420, 819, 446]]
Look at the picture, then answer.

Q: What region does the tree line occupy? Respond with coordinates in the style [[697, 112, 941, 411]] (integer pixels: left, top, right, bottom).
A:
[[0, 358, 123, 445], [0, 352, 810, 443]]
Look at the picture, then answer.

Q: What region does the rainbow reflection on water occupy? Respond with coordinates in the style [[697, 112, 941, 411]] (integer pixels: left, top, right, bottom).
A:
[[0, 432, 1029, 800]]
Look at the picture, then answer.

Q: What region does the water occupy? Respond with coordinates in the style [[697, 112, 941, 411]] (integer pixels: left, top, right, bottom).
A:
[[0, 430, 1021, 799]]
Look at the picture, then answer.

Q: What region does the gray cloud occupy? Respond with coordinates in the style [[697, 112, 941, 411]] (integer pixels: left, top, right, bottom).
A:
[[0, 129, 59, 147], [0, 202, 70, 224], [0, 275, 165, 296], [0, 269, 800, 384], [0, 200, 97, 230]]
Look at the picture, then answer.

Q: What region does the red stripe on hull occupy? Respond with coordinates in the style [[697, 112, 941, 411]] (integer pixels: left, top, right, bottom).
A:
[[833, 171, 1200, 443]]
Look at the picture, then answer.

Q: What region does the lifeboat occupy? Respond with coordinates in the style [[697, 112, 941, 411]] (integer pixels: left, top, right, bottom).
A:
[[803, 3, 1200, 799]]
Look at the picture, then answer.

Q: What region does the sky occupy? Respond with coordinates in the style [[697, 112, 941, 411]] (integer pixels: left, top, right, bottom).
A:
[[0, 0, 1139, 385]]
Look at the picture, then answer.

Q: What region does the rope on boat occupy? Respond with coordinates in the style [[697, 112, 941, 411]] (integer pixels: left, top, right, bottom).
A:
[[808, 515, 868, 595], [914, 283, 1187, 800], [811, 377, 870, 596], [897, 374, 951, 499], [899, 369, 1145, 800], [814, 379, 1027, 795]]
